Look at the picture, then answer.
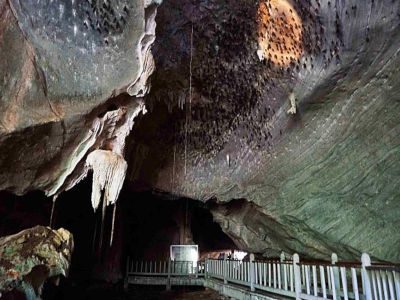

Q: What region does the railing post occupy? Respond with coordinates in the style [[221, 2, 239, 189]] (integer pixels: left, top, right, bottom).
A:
[[361, 253, 372, 300], [281, 252, 287, 291], [394, 270, 400, 299], [332, 253, 341, 299], [205, 259, 209, 279], [280, 252, 286, 262], [166, 259, 171, 291], [293, 253, 301, 300], [124, 257, 129, 291], [250, 253, 255, 292], [224, 255, 228, 284]]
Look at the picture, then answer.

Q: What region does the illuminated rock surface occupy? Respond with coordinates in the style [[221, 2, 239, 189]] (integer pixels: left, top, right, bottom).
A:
[[0, 226, 73, 299]]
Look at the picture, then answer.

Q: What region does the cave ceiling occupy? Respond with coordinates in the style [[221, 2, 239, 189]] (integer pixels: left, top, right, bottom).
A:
[[0, 0, 399, 262]]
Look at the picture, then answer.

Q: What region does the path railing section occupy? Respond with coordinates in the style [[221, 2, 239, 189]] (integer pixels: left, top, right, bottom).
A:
[[365, 264, 400, 300], [205, 253, 400, 300], [126, 253, 400, 300], [126, 259, 205, 277]]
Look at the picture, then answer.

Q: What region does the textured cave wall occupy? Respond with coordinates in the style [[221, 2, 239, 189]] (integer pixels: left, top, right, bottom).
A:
[[127, 0, 400, 262], [0, 0, 154, 132], [0, 0, 159, 197], [209, 199, 361, 260]]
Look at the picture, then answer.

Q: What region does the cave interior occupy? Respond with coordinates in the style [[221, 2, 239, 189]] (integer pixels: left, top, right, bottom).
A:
[[0, 0, 399, 299]]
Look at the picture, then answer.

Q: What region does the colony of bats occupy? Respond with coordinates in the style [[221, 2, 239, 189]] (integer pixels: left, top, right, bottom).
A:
[[80, 0, 129, 45], [258, 0, 303, 66], [147, 0, 346, 163]]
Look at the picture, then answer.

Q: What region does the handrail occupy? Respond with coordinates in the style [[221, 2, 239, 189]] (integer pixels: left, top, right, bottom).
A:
[[297, 261, 363, 268], [366, 265, 400, 272], [126, 253, 400, 300], [256, 260, 282, 263]]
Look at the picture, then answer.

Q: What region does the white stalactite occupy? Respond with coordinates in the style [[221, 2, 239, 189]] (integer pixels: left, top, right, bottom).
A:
[[49, 194, 58, 228], [86, 149, 128, 212], [287, 93, 297, 115]]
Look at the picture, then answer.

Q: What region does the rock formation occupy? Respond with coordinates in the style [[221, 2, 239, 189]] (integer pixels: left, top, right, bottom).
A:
[[0, 0, 158, 209], [0, 226, 73, 299]]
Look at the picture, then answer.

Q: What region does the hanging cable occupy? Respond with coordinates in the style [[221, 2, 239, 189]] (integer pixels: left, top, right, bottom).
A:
[[184, 198, 189, 244], [99, 195, 107, 251], [184, 23, 194, 176], [172, 144, 176, 197]]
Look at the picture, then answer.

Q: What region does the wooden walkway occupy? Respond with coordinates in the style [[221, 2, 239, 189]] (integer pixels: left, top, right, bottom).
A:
[[125, 253, 400, 300]]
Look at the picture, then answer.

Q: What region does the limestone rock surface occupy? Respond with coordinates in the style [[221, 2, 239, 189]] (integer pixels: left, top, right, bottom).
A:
[[0, 226, 73, 299]]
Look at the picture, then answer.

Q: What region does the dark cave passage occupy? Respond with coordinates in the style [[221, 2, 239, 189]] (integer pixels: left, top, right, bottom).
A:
[[0, 179, 238, 299], [123, 190, 237, 262], [0, 190, 52, 237]]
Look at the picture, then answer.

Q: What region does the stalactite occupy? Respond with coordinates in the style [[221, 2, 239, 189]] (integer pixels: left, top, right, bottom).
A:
[[86, 149, 127, 249], [287, 93, 297, 114], [99, 190, 107, 251], [110, 203, 117, 247], [86, 149, 128, 212], [49, 195, 58, 228]]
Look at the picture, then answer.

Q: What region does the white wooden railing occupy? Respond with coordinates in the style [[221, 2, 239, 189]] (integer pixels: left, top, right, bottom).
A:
[[125, 258, 205, 289], [205, 253, 400, 300], [126, 259, 204, 277], [365, 264, 400, 300], [125, 253, 400, 300]]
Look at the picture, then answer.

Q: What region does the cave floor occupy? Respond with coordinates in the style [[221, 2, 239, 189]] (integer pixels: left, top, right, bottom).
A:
[[42, 282, 230, 300], [127, 287, 229, 300]]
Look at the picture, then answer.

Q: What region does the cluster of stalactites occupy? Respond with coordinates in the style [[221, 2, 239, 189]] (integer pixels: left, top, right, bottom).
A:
[[86, 149, 128, 212]]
